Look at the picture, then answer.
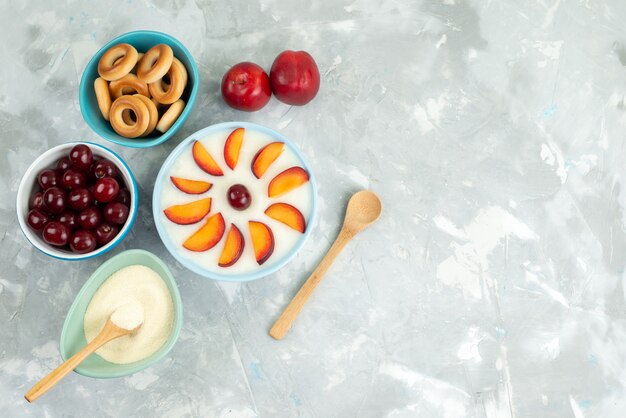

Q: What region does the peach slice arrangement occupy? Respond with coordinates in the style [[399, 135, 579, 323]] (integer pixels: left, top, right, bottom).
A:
[[163, 127, 310, 267]]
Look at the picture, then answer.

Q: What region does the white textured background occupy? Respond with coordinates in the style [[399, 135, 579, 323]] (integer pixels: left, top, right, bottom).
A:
[[2, 0, 626, 417]]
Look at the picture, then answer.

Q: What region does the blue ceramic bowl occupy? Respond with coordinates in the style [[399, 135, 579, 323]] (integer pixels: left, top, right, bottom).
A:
[[152, 122, 318, 281], [16, 142, 138, 260], [79, 31, 199, 148]]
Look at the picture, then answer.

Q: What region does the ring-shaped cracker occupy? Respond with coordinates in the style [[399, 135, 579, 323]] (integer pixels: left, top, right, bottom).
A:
[[97, 43, 138, 81], [156, 99, 185, 133], [94, 77, 112, 121], [133, 94, 158, 137], [137, 44, 174, 84], [108, 74, 150, 100], [148, 58, 188, 104], [109, 95, 150, 138]]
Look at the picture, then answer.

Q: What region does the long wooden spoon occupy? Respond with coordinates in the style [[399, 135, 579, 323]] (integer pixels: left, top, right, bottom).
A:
[[25, 315, 142, 403], [270, 190, 383, 340]]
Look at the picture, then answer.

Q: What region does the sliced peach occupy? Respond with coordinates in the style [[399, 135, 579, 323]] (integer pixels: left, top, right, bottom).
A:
[[218, 224, 245, 267], [183, 213, 225, 252], [248, 221, 274, 265], [170, 176, 212, 194], [267, 167, 309, 197], [264, 203, 306, 233], [192, 140, 224, 176], [163, 198, 212, 225], [224, 128, 245, 170], [251, 142, 284, 179]]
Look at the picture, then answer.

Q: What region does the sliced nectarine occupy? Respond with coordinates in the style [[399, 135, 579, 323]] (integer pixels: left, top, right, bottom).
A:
[[163, 197, 212, 225], [170, 176, 212, 194], [267, 167, 309, 197], [251, 142, 284, 179], [192, 140, 224, 176], [264, 203, 306, 233], [183, 213, 225, 252], [248, 221, 274, 265], [218, 224, 245, 267], [224, 128, 245, 170]]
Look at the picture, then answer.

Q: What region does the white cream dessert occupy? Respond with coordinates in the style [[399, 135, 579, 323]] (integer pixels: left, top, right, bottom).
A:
[[159, 127, 313, 275]]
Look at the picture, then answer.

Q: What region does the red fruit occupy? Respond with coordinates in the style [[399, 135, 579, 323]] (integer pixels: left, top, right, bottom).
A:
[[78, 207, 101, 230], [43, 187, 67, 214], [95, 223, 120, 246], [92, 159, 117, 180], [56, 157, 72, 173], [61, 169, 87, 190], [29, 191, 45, 211], [270, 51, 320, 105], [115, 188, 131, 205], [69, 230, 97, 254], [27, 209, 50, 231], [38, 169, 60, 190], [227, 184, 251, 211], [69, 144, 93, 172], [42, 221, 70, 246], [57, 211, 78, 231], [221, 62, 271, 111], [93, 177, 119, 202], [103, 202, 129, 225], [68, 188, 93, 211]]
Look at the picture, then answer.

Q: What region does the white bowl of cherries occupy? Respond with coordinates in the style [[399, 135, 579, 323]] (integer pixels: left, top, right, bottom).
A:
[[16, 142, 137, 260]]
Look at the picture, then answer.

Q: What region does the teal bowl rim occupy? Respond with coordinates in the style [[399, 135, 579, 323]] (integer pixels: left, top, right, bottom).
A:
[[152, 121, 318, 282], [78, 30, 199, 148], [59, 249, 184, 378]]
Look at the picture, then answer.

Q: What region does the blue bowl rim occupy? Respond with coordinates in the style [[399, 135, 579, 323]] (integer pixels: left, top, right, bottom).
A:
[[16, 141, 138, 261], [78, 30, 200, 149], [59, 248, 184, 378], [152, 121, 318, 282]]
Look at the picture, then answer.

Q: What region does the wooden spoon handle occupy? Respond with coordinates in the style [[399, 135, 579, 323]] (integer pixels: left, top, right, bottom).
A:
[[270, 228, 352, 340], [25, 329, 112, 403]]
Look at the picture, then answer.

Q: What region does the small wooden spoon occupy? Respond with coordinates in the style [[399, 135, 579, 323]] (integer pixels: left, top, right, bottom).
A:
[[25, 317, 142, 403], [270, 190, 382, 340]]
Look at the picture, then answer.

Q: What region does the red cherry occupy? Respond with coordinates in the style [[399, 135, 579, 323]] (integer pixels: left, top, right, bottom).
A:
[[69, 230, 97, 254], [43, 187, 67, 214], [93, 177, 119, 203], [103, 202, 129, 225], [78, 207, 101, 230], [69, 144, 93, 172], [38, 169, 60, 190], [115, 188, 131, 206], [68, 188, 93, 211], [61, 169, 87, 190], [227, 184, 251, 210], [92, 159, 117, 180], [57, 211, 78, 231], [42, 221, 70, 246], [56, 157, 72, 173], [29, 191, 45, 211], [95, 223, 120, 246], [27, 209, 50, 231]]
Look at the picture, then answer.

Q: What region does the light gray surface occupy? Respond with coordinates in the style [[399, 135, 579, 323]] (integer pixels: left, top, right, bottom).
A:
[[1, 0, 626, 417]]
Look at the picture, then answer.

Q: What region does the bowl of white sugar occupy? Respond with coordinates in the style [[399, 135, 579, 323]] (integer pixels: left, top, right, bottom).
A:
[[60, 249, 183, 378]]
